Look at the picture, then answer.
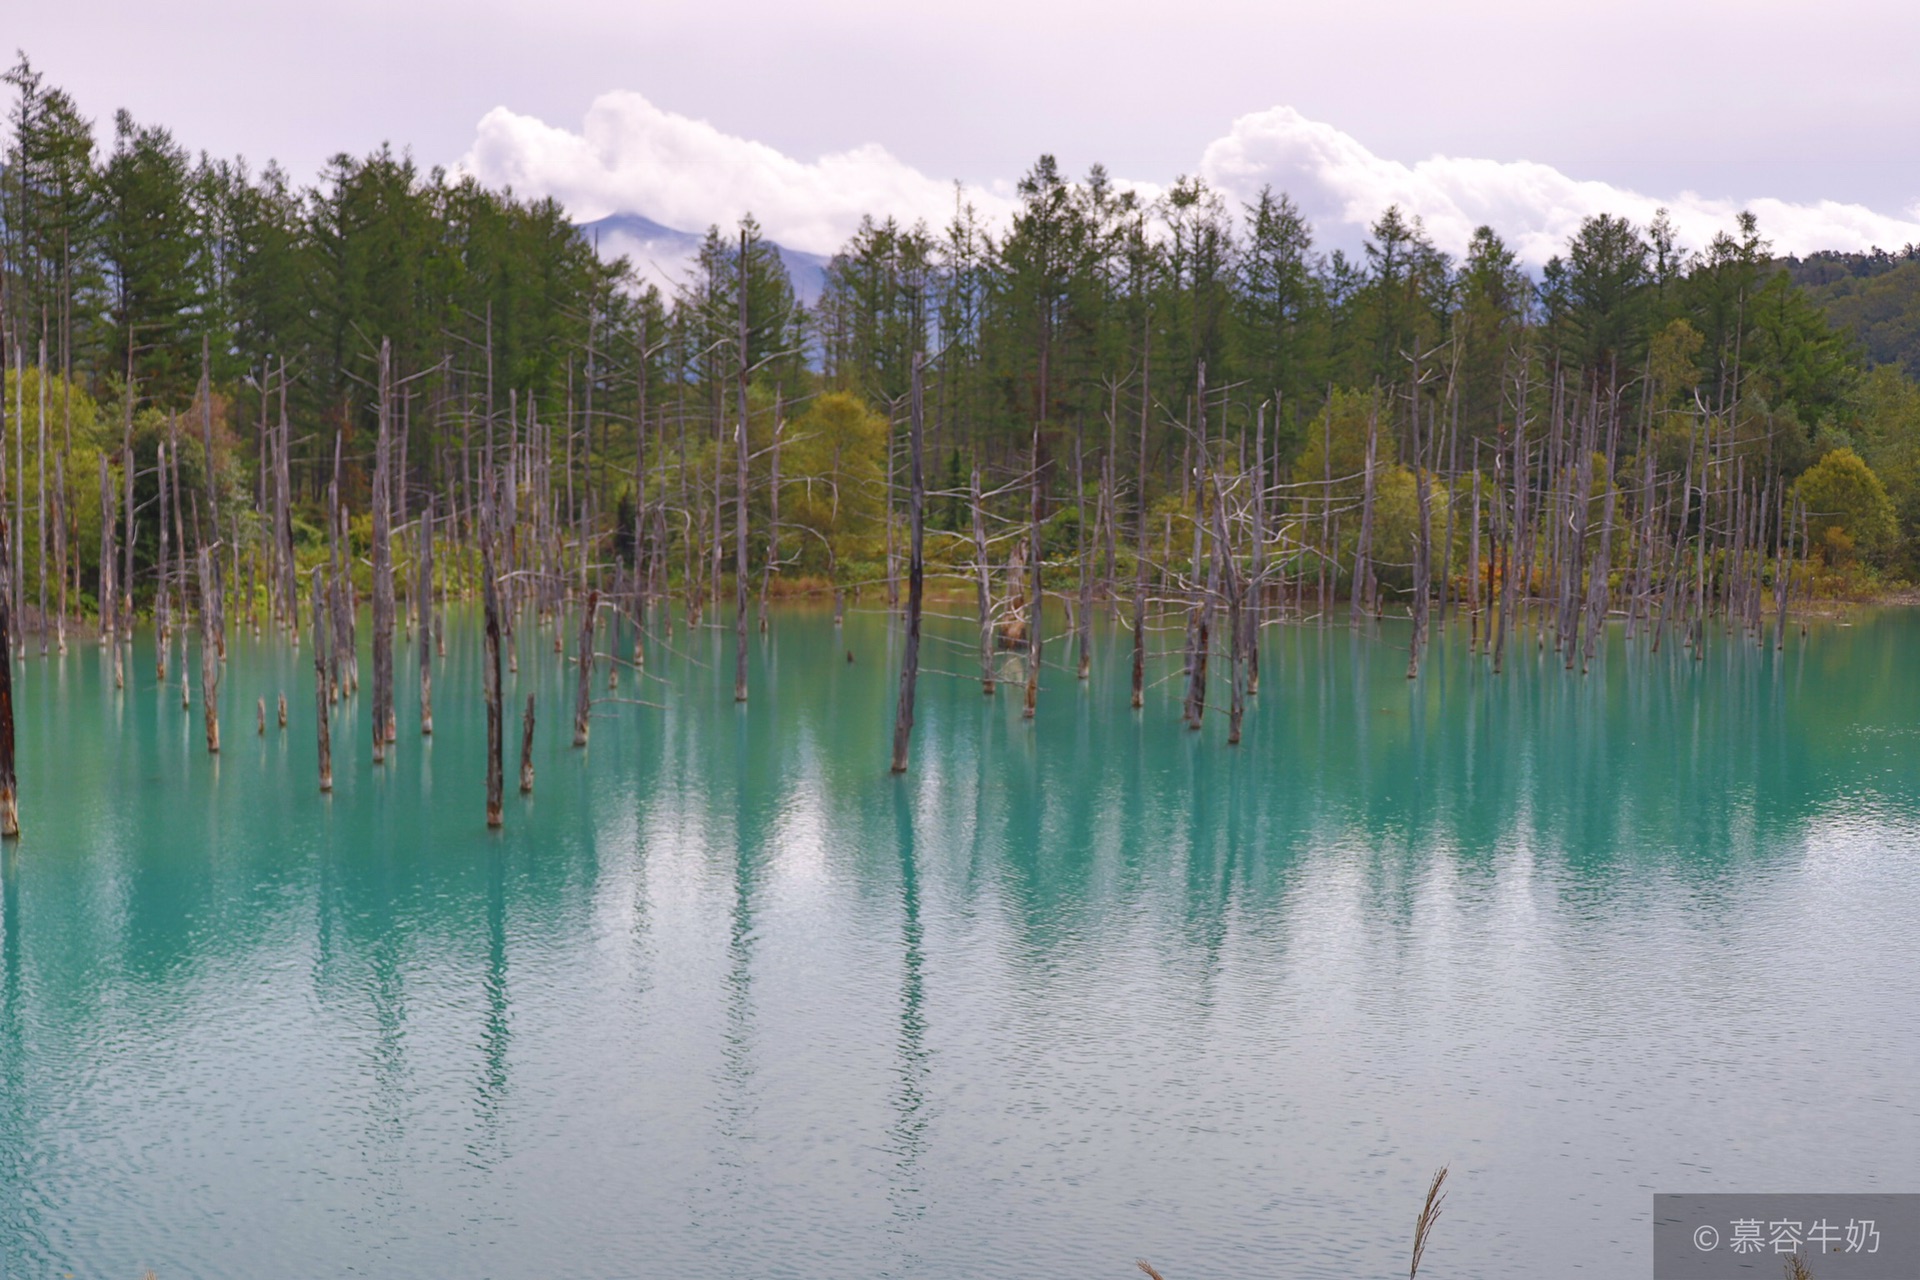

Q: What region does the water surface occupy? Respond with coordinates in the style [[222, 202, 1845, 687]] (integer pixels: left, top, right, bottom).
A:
[[1, 607, 1916, 1278]]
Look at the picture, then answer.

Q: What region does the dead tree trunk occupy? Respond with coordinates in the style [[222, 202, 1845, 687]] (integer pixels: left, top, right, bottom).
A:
[[1248, 401, 1266, 694], [418, 496, 434, 735], [1183, 465, 1216, 731], [1581, 402, 1622, 672], [1691, 446, 1710, 660], [3, 345, 11, 653], [1494, 405, 1526, 674], [1074, 414, 1091, 680], [1131, 344, 1150, 710], [156, 438, 171, 679], [120, 415, 134, 638], [521, 694, 536, 794], [1180, 434, 1204, 712], [1468, 444, 1483, 651], [1440, 378, 1460, 626], [1024, 424, 1043, 721], [1407, 388, 1433, 681], [171, 419, 189, 649], [759, 397, 782, 632], [971, 464, 994, 695], [734, 228, 752, 704], [1207, 454, 1246, 745], [1183, 372, 1215, 730], [886, 416, 899, 611], [371, 340, 396, 763], [277, 365, 296, 630], [52, 451, 66, 655], [199, 337, 218, 560], [0, 515, 18, 837], [1624, 447, 1654, 641], [36, 342, 47, 656], [1773, 495, 1797, 651], [98, 454, 115, 645], [197, 546, 220, 754], [632, 321, 650, 666], [481, 510, 505, 828], [9, 349, 21, 651], [1352, 398, 1379, 625], [1654, 459, 1692, 656], [574, 590, 598, 747], [891, 352, 926, 774], [325, 473, 343, 699], [102, 453, 123, 689]]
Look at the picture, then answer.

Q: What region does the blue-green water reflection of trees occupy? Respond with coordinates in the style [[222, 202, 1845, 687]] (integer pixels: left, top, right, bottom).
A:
[[0, 608, 1914, 1278]]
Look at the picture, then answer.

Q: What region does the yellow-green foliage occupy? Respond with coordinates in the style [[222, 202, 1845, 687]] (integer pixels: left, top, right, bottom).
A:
[[1142, 490, 1198, 569], [1372, 465, 1418, 575], [1371, 465, 1454, 588], [1292, 387, 1381, 495], [3, 367, 110, 451], [780, 391, 887, 570], [1796, 447, 1897, 564], [2, 368, 113, 604], [1646, 319, 1705, 414]]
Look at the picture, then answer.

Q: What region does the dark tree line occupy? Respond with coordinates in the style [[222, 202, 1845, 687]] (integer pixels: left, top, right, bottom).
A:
[[1, 51, 1913, 667]]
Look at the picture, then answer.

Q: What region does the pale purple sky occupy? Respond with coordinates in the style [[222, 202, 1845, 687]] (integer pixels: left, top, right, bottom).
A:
[[16, 0, 1920, 266]]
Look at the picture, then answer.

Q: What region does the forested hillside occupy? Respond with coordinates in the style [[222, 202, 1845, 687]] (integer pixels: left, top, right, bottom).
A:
[[1787, 247, 1920, 381], [4, 50, 1919, 666]]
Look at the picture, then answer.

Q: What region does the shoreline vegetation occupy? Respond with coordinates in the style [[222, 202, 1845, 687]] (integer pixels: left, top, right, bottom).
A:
[[3, 45, 1920, 823]]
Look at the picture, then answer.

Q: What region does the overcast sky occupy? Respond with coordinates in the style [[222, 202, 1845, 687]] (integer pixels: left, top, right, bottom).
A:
[[15, 0, 1920, 265]]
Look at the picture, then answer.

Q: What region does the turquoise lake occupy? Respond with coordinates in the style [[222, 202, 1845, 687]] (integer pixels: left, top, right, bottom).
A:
[[1, 605, 1916, 1278]]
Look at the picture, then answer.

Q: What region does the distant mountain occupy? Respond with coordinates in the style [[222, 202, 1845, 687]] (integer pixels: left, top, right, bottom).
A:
[[577, 213, 830, 305]]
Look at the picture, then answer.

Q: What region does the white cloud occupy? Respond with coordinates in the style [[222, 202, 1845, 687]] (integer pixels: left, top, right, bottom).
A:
[[581, 222, 702, 294], [460, 91, 1012, 258], [1199, 106, 1920, 263], [463, 92, 1920, 271]]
